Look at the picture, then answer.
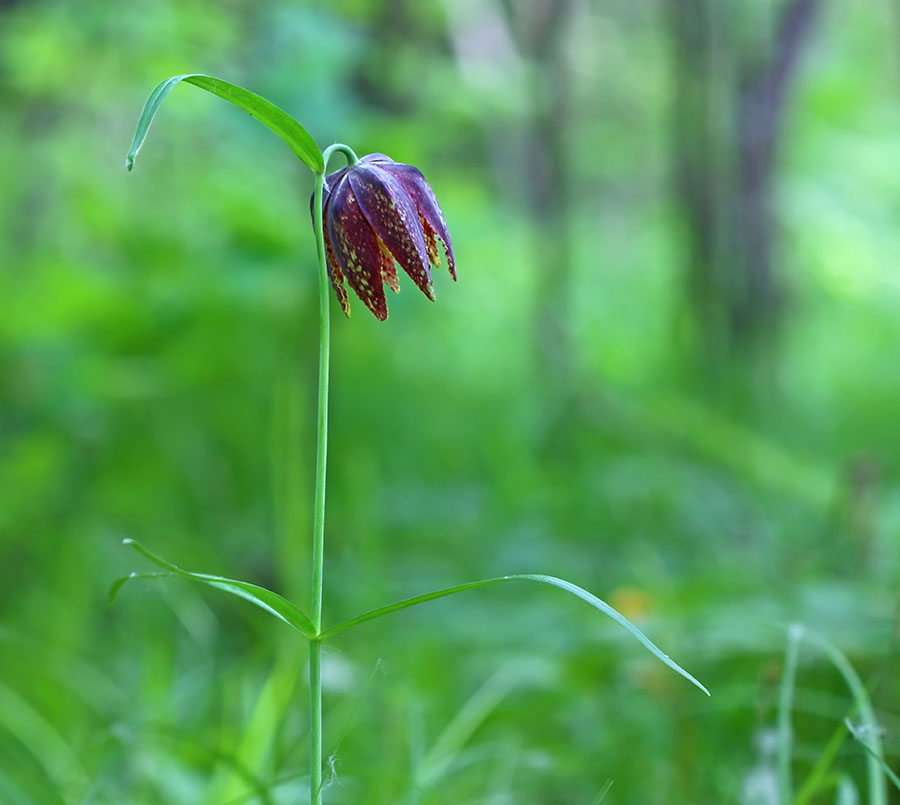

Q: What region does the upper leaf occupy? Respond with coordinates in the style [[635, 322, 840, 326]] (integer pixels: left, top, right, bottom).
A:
[[126, 74, 323, 174]]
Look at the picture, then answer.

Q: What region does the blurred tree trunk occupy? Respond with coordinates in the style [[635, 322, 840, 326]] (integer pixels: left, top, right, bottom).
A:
[[666, 0, 821, 364], [503, 0, 579, 455], [516, 0, 575, 419], [666, 0, 726, 361], [351, 0, 416, 114], [443, 0, 577, 448]]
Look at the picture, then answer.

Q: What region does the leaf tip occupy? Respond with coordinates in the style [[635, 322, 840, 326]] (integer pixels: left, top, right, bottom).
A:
[[121, 537, 134, 546], [108, 573, 132, 605], [682, 671, 711, 697]]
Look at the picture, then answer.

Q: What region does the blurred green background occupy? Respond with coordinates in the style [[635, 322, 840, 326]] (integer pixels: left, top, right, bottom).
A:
[[2, 0, 899, 802]]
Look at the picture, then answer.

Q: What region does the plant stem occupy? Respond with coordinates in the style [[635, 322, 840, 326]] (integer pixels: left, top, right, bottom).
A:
[[309, 167, 329, 805], [309, 638, 323, 803], [322, 142, 359, 167], [308, 144, 358, 805]]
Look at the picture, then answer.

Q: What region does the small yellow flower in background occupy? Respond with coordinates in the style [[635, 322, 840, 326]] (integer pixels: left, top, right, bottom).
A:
[[609, 586, 652, 622]]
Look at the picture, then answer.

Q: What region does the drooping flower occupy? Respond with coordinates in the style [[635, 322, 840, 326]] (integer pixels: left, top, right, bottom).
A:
[[312, 154, 456, 321]]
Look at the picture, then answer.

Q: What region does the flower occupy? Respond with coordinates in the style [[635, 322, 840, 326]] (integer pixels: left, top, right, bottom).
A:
[[313, 154, 456, 320]]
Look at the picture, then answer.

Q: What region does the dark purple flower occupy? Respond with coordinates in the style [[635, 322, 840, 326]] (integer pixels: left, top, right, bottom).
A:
[[312, 154, 456, 321]]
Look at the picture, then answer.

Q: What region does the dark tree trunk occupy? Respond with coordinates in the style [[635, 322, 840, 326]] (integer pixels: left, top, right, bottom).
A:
[[731, 0, 821, 341], [516, 0, 577, 447], [665, 0, 727, 357], [666, 0, 822, 363]]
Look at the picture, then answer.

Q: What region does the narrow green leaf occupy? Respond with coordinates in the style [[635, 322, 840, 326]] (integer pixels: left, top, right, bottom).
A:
[[126, 74, 323, 173], [849, 730, 900, 794], [835, 774, 861, 805], [108, 571, 169, 604], [796, 718, 854, 805], [415, 663, 523, 790], [111, 539, 316, 639], [319, 573, 709, 696], [777, 624, 803, 803], [798, 628, 887, 805], [592, 779, 615, 804], [0, 682, 91, 799]]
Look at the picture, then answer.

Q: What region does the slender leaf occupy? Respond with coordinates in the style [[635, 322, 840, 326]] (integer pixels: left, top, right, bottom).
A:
[[319, 573, 710, 696], [796, 718, 854, 805], [0, 682, 91, 799], [415, 663, 523, 790], [847, 721, 900, 793], [126, 74, 323, 173], [124, 726, 277, 805], [108, 571, 168, 603], [836, 774, 861, 805], [593, 779, 615, 804], [800, 629, 887, 805], [110, 539, 316, 639], [777, 623, 803, 803]]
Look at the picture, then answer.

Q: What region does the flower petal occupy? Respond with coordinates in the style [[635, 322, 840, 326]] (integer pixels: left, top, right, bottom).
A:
[[324, 166, 349, 194], [347, 164, 435, 301], [326, 178, 388, 321], [360, 153, 393, 164], [322, 192, 351, 317], [379, 240, 400, 294], [379, 162, 456, 281], [311, 168, 352, 317]]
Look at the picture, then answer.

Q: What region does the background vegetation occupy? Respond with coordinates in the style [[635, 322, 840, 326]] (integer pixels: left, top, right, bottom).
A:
[[1, 0, 899, 802]]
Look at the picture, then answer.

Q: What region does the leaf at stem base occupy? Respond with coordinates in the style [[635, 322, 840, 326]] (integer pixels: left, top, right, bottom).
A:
[[110, 539, 316, 639]]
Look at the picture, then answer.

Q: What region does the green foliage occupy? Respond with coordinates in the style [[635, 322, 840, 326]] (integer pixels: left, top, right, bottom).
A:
[[127, 74, 323, 173], [321, 572, 709, 694], [781, 627, 887, 805], [1, 0, 899, 802], [110, 538, 317, 638], [112, 538, 708, 690]]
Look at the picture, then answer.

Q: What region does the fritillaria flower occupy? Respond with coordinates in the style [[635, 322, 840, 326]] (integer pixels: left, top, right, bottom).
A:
[[313, 153, 456, 320]]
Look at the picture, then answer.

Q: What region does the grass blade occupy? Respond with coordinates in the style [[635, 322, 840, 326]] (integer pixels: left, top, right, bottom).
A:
[[836, 773, 861, 805], [319, 573, 709, 696], [415, 662, 523, 790], [800, 629, 887, 805], [110, 539, 316, 639], [796, 718, 854, 805], [125, 74, 323, 173], [777, 624, 803, 802], [593, 779, 615, 804], [0, 682, 91, 800], [847, 721, 900, 793]]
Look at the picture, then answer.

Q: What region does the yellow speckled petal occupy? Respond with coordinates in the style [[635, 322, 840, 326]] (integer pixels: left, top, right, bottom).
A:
[[379, 240, 400, 294], [312, 168, 352, 316], [326, 179, 388, 320], [348, 164, 435, 301], [376, 161, 456, 281]]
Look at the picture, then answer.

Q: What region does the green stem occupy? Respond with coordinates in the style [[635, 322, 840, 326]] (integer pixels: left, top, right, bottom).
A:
[[309, 639, 323, 803], [310, 172, 329, 635], [307, 143, 359, 805], [322, 142, 359, 167], [309, 167, 329, 805]]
